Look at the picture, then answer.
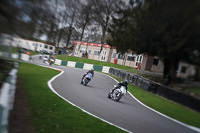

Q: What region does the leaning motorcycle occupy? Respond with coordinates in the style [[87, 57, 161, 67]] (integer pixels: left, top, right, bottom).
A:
[[49, 59, 54, 65], [81, 73, 93, 86], [108, 85, 127, 102]]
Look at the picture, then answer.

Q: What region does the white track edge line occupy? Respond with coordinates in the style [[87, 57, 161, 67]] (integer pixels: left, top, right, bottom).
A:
[[39, 65, 132, 133], [101, 73, 200, 133]]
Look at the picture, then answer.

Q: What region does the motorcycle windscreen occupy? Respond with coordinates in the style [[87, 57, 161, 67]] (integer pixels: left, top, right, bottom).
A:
[[87, 73, 93, 78]]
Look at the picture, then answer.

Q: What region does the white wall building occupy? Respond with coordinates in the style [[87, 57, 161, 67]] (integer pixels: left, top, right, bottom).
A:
[[12, 38, 55, 54]]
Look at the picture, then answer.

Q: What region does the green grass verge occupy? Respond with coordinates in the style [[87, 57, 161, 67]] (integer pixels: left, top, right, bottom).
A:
[[29, 51, 39, 56], [11, 47, 39, 55], [55, 55, 137, 74], [183, 87, 200, 96], [11, 47, 18, 53], [18, 62, 126, 133], [108, 75, 200, 128]]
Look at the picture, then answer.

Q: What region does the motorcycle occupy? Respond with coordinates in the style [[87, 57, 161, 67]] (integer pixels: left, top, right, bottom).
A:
[[49, 58, 54, 65], [43, 56, 48, 63], [108, 85, 127, 102], [81, 73, 93, 86]]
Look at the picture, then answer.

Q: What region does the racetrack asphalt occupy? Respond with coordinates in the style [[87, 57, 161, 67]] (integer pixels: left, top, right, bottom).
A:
[[32, 56, 199, 133]]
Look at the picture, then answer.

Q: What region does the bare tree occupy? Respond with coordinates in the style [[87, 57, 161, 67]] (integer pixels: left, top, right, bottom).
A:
[[76, 1, 94, 42], [63, 0, 81, 48], [91, 0, 121, 47]]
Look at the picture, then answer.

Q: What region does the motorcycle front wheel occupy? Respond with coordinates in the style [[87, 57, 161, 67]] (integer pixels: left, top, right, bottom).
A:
[[84, 79, 88, 86], [115, 93, 123, 102]]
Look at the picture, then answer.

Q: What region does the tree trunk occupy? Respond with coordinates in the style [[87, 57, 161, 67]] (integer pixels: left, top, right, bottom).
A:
[[195, 66, 200, 81], [101, 25, 106, 44], [66, 25, 72, 48], [163, 57, 180, 84], [80, 24, 86, 41], [170, 57, 180, 83], [163, 58, 171, 79]]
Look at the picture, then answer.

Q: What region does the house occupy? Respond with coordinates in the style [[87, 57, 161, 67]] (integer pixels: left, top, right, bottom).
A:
[[73, 41, 143, 68], [12, 38, 55, 54], [141, 55, 196, 79], [73, 41, 112, 61], [73, 41, 196, 79]]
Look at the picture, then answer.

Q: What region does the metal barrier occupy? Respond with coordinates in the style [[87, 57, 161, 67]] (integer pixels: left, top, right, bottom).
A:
[[0, 62, 19, 133]]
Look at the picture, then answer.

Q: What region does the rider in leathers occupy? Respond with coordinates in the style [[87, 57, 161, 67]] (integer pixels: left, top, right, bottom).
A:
[[81, 69, 94, 83], [112, 80, 128, 93]]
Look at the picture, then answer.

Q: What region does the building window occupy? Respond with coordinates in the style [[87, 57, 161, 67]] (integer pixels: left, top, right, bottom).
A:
[[118, 54, 124, 59], [139, 56, 142, 62], [112, 53, 116, 58], [127, 55, 135, 61], [88, 49, 91, 54], [49, 46, 53, 50], [75, 46, 79, 51], [44, 45, 48, 49], [153, 58, 159, 66], [94, 50, 100, 55], [181, 66, 187, 73], [40, 44, 42, 47], [101, 56, 105, 60], [80, 48, 86, 53], [74, 51, 78, 56]]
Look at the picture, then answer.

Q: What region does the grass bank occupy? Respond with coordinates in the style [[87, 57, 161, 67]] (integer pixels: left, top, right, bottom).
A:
[[18, 62, 126, 133], [12, 47, 39, 55], [183, 87, 200, 96]]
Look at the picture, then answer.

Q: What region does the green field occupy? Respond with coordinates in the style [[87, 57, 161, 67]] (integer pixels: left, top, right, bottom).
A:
[[18, 62, 126, 133], [11, 47, 39, 55]]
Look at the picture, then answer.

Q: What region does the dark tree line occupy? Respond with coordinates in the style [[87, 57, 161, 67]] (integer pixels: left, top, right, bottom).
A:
[[108, 0, 200, 83], [0, 0, 126, 52]]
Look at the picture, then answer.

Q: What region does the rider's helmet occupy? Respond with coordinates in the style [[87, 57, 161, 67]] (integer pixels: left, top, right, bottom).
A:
[[90, 68, 94, 73]]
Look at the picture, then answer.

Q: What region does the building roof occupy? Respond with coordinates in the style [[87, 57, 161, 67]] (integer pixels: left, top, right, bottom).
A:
[[74, 41, 111, 48]]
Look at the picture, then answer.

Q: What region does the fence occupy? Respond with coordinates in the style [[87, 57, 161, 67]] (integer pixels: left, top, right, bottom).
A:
[[0, 62, 19, 133], [54, 59, 110, 74]]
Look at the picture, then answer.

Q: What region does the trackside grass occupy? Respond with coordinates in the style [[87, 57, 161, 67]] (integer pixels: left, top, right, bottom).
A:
[[108, 75, 200, 128], [183, 87, 200, 96], [18, 62, 126, 133]]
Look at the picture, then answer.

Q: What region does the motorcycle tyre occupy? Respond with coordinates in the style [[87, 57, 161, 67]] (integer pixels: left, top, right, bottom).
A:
[[115, 93, 123, 102], [84, 79, 88, 86]]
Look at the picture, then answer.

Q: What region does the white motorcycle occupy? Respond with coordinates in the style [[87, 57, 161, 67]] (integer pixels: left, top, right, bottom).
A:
[[108, 85, 127, 102], [81, 73, 93, 86]]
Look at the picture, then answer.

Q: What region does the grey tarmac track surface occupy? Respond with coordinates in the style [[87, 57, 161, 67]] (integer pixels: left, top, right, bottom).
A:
[[33, 56, 198, 133]]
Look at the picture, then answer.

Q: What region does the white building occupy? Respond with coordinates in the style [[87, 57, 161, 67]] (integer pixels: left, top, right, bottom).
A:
[[12, 37, 55, 54]]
